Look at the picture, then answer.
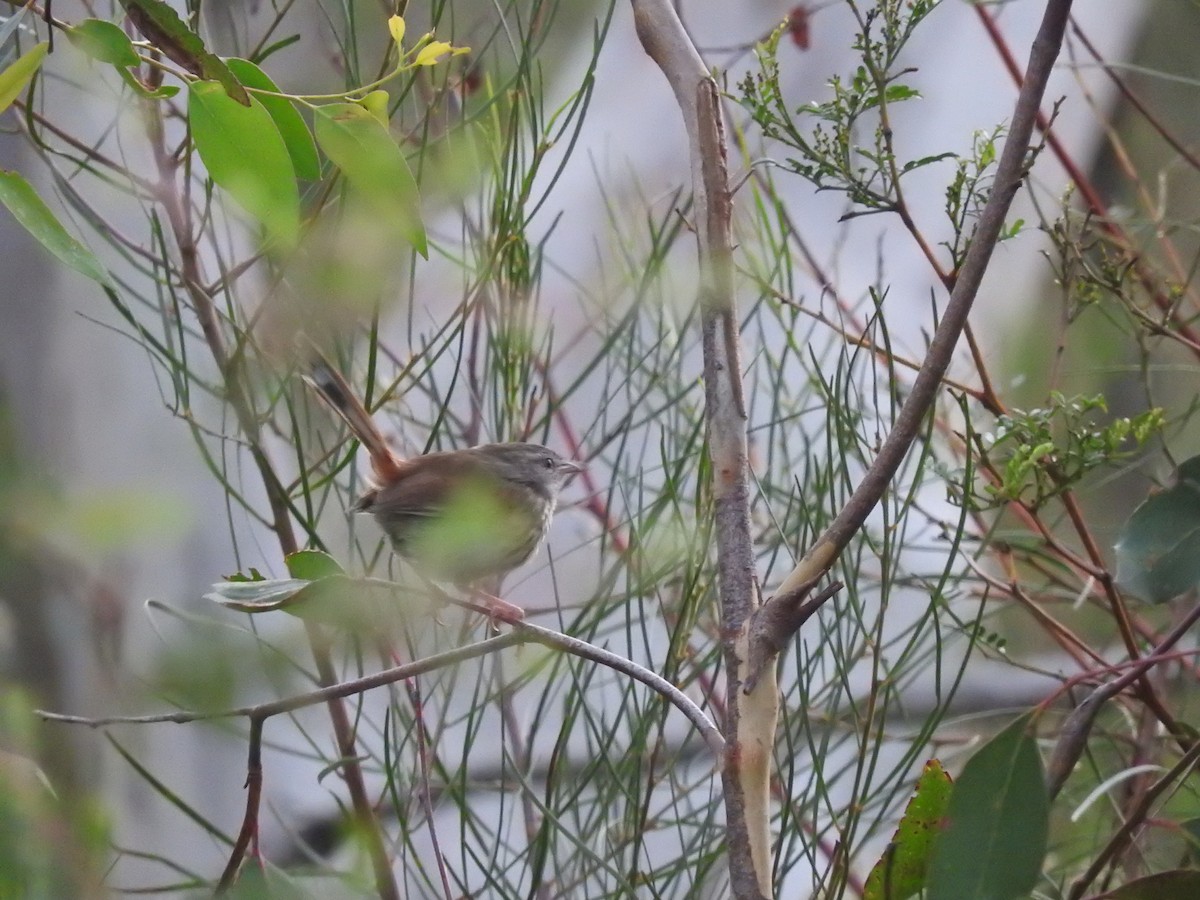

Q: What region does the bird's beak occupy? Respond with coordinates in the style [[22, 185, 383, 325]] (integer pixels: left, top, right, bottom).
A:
[[559, 459, 585, 477]]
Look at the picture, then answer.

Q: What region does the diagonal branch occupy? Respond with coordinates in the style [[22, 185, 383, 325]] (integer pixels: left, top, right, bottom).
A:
[[745, 0, 1079, 690]]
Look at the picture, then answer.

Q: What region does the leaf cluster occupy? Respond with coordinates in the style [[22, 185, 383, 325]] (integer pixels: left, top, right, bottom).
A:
[[972, 392, 1162, 509]]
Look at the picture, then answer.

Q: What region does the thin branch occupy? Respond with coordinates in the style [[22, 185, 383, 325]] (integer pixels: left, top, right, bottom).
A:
[[1042, 599, 1200, 800], [141, 80, 401, 900], [37, 621, 725, 756]]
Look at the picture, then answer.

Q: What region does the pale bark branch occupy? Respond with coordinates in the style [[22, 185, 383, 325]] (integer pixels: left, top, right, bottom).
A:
[[633, 2, 771, 896]]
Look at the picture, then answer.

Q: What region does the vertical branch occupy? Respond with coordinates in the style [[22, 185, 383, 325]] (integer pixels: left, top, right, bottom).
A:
[[632, 3, 772, 897]]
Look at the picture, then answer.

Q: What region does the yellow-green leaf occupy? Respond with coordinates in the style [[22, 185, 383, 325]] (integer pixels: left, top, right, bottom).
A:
[[188, 80, 300, 247], [358, 90, 391, 126], [314, 102, 427, 257], [0, 43, 48, 115], [0, 170, 114, 288], [284, 549, 344, 581], [66, 19, 140, 68], [225, 58, 320, 181], [413, 41, 453, 67]]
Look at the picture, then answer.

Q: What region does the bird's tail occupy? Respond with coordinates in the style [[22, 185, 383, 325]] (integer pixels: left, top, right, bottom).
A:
[[302, 353, 405, 483]]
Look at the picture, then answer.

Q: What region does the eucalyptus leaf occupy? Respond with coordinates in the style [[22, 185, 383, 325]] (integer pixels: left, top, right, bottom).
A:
[[225, 58, 320, 180], [67, 19, 140, 68], [188, 80, 300, 247], [926, 716, 1048, 900], [119, 0, 249, 104], [0, 42, 47, 114], [1114, 455, 1200, 603], [209, 574, 433, 634], [0, 4, 31, 50], [206, 578, 313, 611], [284, 549, 345, 581], [0, 170, 114, 288], [116, 67, 179, 100], [314, 102, 427, 257], [1093, 870, 1200, 900]]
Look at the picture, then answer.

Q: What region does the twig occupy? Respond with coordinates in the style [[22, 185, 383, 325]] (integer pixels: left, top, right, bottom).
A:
[[1067, 738, 1200, 899], [974, 4, 1200, 351], [1042, 599, 1200, 799]]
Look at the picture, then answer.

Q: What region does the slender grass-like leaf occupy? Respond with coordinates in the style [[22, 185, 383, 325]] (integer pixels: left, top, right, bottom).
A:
[[0, 169, 113, 287]]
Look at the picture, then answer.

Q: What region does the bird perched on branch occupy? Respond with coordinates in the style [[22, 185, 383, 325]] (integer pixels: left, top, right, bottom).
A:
[[303, 359, 581, 616]]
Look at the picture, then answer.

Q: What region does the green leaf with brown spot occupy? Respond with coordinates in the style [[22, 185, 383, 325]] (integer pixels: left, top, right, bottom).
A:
[[865, 760, 953, 900], [119, 0, 249, 104]]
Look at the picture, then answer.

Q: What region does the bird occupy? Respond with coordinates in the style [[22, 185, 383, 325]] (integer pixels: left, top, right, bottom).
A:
[[303, 358, 581, 615]]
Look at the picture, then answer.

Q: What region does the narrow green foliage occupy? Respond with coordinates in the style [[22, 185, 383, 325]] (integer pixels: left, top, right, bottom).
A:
[[942, 128, 1008, 269], [0, 42, 47, 114], [972, 392, 1162, 509], [0, 170, 114, 287], [738, 1, 946, 214]]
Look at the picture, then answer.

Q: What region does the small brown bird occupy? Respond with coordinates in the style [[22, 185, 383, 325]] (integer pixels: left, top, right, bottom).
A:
[[304, 360, 581, 608]]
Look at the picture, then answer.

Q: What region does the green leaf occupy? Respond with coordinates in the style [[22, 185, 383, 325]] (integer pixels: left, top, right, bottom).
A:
[[206, 578, 312, 611], [1182, 817, 1200, 865], [284, 549, 344, 580], [314, 102, 427, 257], [207, 575, 432, 633], [225, 58, 320, 181], [1093, 870, 1200, 900], [0, 170, 114, 288], [865, 760, 953, 900], [885, 84, 921, 102], [0, 42, 48, 115], [1114, 455, 1200, 604], [188, 80, 300, 247], [118, 0, 249, 104], [222, 567, 266, 583], [66, 19, 140, 68], [926, 716, 1048, 900]]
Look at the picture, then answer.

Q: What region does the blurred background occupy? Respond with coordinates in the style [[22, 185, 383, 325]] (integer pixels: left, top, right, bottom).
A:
[[2, 0, 1195, 896]]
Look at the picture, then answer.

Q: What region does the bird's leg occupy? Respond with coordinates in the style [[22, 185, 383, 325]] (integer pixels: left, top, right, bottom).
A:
[[472, 577, 525, 630]]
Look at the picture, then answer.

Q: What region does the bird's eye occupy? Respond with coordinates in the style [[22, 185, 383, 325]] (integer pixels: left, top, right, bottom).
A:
[[543, 456, 555, 469]]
